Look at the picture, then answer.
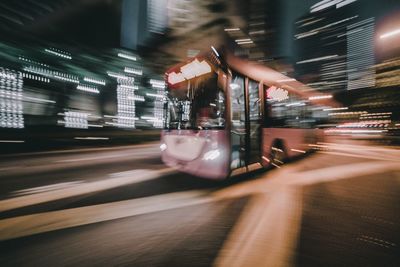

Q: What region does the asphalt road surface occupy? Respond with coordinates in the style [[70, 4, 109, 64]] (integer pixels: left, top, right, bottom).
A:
[[0, 141, 399, 266]]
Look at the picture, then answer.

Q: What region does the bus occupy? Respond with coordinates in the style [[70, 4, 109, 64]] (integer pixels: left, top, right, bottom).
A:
[[160, 48, 337, 179]]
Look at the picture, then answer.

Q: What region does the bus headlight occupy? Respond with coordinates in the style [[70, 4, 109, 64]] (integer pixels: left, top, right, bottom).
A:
[[160, 143, 167, 151], [203, 149, 220, 160]]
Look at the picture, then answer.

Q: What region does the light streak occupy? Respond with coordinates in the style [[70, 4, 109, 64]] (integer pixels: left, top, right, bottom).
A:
[[380, 28, 400, 39]]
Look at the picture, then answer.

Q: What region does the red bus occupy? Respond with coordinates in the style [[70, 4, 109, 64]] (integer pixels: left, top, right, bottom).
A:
[[160, 48, 337, 179]]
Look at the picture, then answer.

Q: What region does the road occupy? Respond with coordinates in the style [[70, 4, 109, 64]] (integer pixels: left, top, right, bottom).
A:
[[0, 141, 399, 266]]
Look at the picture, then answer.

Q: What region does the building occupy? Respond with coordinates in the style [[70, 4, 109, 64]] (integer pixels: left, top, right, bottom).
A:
[[293, 0, 377, 93], [121, 0, 168, 50], [293, 0, 400, 93]]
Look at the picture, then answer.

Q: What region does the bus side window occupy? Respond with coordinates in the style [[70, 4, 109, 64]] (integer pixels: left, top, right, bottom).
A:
[[230, 73, 246, 169], [263, 85, 272, 127], [263, 99, 272, 127]]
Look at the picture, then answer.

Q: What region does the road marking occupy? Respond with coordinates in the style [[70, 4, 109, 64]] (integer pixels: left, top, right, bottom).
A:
[[1, 148, 399, 249], [214, 188, 303, 267], [0, 190, 212, 241], [11, 181, 84, 196], [2, 142, 399, 267], [213, 160, 400, 267], [0, 168, 175, 212]]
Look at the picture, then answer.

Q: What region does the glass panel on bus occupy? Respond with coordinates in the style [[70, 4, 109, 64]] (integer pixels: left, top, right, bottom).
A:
[[230, 73, 246, 169], [248, 79, 261, 164], [164, 71, 225, 130], [265, 85, 316, 129]]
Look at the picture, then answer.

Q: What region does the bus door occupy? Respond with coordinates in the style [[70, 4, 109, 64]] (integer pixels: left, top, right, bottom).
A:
[[246, 79, 262, 164], [229, 73, 246, 169]]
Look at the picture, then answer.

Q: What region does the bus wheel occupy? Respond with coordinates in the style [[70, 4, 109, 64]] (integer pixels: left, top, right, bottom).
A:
[[270, 143, 286, 168]]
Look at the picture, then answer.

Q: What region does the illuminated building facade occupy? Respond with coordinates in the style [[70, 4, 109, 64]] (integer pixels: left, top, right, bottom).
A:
[[121, 0, 168, 50], [293, 0, 400, 131], [294, 0, 400, 93], [0, 68, 24, 129], [293, 0, 377, 92]]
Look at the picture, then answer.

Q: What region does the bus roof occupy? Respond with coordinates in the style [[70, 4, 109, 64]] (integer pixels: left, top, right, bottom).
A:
[[225, 52, 340, 107], [165, 49, 340, 107]]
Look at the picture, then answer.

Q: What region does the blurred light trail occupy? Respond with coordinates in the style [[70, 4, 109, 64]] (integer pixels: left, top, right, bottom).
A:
[[224, 28, 240, 32], [328, 111, 367, 116], [277, 78, 296, 82], [325, 129, 387, 134], [323, 107, 348, 111], [23, 96, 55, 104], [237, 40, 254, 45], [215, 190, 302, 267], [0, 168, 175, 213], [308, 95, 332, 100], [291, 149, 306, 153], [0, 140, 25, 143], [83, 77, 106, 86], [0, 189, 211, 241], [4, 145, 398, 241], [11, 181, 84, 197], [235, 38, 251, 42], [297, 55, 338, 64], [146, 93, 164, 98], [117, 53, 137, 61], [380, 28, 400, 39], [44, 48, 72, 60], [124, 67, 143, 75], [107, 71, 131, 80], [76, 84, 100, 94], [74, 137, 110, 140], [211, 46, 219, 57], [55, 150, 157, 163], [120, 84, 138, 90]]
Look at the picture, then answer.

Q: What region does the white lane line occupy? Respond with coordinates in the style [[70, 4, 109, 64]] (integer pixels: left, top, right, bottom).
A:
[[213, 160, 400, 267], [0, 155, 398, 243], [11, 181, 84, 196], [0, 189, 212, 241], [215, 188, 303, 267], [0, 168, 175, 212]]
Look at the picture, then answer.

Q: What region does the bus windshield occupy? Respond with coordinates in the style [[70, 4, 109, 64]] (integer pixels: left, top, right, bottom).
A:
[[165, 72, 225, 130]]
